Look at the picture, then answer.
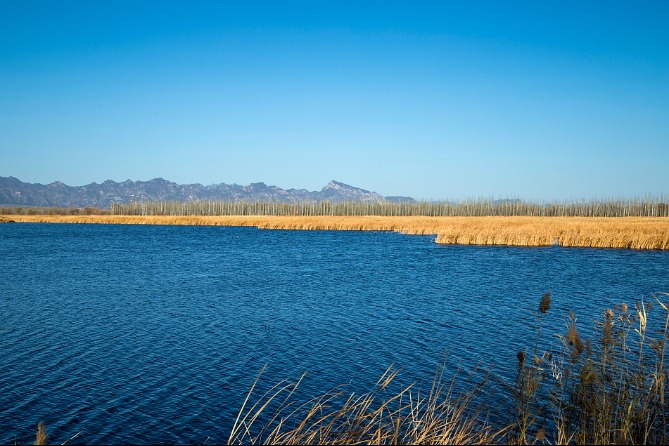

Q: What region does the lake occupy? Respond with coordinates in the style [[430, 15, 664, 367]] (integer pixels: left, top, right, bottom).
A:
[[1, 223, 668, 443]]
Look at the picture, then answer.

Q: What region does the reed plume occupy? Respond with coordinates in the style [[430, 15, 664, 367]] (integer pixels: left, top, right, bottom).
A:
[[504, 293, 669, 444], [34, 422, 47, 445], [567, 321, 585, 362], [538, 292, 551, 314]]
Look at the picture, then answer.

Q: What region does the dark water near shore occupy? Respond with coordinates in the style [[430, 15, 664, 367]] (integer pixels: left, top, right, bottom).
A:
[[1, 223, 668, 444]]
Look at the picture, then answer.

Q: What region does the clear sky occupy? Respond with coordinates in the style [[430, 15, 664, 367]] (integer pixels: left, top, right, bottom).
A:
[[1, 0, 668, 200]]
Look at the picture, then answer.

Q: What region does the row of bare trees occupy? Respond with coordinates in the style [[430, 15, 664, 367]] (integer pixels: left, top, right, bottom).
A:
[[109, 198, 669, 217]]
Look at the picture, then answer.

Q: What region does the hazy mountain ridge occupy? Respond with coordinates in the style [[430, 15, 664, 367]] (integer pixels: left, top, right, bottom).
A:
[[0, 177, 415, 208]]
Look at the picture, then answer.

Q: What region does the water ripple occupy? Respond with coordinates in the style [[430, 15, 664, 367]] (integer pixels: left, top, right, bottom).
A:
[[1, 224, 668, 443]]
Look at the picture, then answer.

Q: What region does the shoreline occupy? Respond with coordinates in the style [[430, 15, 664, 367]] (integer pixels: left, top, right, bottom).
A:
[[4, 215, 669, 250]]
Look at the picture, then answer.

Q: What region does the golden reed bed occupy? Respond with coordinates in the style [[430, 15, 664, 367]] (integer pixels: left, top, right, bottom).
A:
[[4, 215, 669, 250]]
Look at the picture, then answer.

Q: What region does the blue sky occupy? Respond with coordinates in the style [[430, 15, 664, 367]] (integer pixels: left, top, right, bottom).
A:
[[1, 0, 668, 200]]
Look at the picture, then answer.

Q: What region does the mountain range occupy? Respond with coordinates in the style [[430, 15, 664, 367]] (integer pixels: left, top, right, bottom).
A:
[[0, 177, 415, 209]]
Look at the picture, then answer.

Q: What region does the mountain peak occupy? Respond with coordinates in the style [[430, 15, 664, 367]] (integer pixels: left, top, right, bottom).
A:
[[323, 180, 368, 191], [0, 176, 415, 208], [319, 180, 383, 202], [323, 180, 348, 190]]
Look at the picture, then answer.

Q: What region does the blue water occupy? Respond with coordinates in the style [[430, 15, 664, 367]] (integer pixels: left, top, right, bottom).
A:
[[1, 223, 668, 443]]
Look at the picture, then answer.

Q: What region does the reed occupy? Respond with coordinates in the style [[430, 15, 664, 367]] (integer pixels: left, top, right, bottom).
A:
[[5, 215, 669, 250], [505, 293, 669, 445], [230, 292, 669, 445], [34, 421, 47, 445], [228, 363, 496, 445]]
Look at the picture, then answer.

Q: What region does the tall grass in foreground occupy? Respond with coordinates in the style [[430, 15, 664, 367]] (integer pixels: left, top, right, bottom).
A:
[[109, 197, 669, 218], [29, 292, 669, 444], [508, 292, 669, 444], [228, 363, 495, 445], [228, 292, 669, 445]]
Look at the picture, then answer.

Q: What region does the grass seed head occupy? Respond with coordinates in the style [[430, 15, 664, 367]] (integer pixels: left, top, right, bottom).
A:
[[35, 422, 47, 446], [517, 351, 526, 365], [538, 292, 551, 314], [568, 322, 585, 361]]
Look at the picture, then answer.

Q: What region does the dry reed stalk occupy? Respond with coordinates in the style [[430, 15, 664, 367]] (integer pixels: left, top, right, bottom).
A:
[[503, 293, 669, 445], [4, 215, 669, 249], [34, 422, 47, 445], [229, 363, 495, 445]]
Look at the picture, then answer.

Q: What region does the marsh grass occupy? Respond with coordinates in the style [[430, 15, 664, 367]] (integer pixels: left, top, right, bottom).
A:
[[505, 293, 669, 445], [5, 215, 669, 249], [228, 292, 669, 445], [34, 421, 47, 445], [228, 363, 496, 445]]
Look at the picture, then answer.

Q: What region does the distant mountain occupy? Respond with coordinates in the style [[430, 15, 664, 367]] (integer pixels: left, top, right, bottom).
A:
[[0, 177, 415, 209]]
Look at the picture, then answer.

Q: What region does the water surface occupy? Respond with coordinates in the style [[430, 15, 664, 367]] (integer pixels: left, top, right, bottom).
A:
[[1, 223, 668, 443]]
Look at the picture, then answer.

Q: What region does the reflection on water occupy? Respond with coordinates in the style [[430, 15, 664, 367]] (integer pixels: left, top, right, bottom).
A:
[[1, 223, 668, 443]]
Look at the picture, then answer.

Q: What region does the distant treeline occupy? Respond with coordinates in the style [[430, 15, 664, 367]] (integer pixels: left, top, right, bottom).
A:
[[3, 198, 668, 218], [1, 206, 109, 215], [108, 198, 669, 217]]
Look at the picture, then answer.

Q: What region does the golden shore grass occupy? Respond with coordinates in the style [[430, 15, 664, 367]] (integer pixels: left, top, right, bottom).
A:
[[5, 215, 669, 249], [34, 422, 47, 445]]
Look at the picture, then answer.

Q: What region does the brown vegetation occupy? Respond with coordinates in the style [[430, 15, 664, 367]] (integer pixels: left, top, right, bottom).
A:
[[228, 292, 669, 444], [4, 215, 669, 250], [228, 363, 495, 445], [1, 206, 108, 216], [34, 421, 47, 445], [505, 293, 669, 445]]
